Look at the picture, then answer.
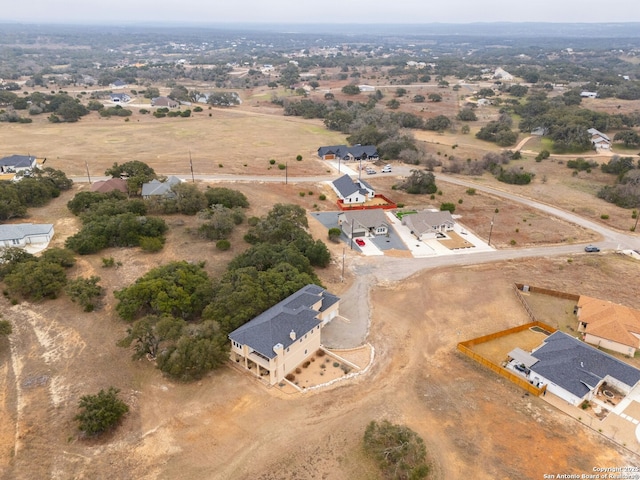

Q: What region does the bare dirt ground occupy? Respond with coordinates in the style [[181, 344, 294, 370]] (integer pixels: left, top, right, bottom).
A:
[[2, 93, 640, 479]]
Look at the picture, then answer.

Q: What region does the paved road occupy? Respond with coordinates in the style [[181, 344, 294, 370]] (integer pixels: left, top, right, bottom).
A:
[[72, 169, 640, 348]]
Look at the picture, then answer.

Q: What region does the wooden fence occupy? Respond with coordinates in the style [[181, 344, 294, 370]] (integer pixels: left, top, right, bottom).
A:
[[457, 320, 556, 396], [514, 283, 580, 302]]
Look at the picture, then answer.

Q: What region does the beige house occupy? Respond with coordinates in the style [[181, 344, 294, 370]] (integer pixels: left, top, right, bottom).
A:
[[577, 296, 640, 356], [229, 285, 340, 385], [402, 210, 455, 240]]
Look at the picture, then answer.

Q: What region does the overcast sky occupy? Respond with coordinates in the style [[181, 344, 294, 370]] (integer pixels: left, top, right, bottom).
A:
[[2, 0, 637, 24]]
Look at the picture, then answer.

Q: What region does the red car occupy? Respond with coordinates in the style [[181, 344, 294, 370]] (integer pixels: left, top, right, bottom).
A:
[[355, 238, 365, 247]]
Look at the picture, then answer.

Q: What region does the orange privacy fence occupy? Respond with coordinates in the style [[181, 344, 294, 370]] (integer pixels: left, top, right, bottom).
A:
[[514, 283, 580, 301], [457, 321, 556, 397]]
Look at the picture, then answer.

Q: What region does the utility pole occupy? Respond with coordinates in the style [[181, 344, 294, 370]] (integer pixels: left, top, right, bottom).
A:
[[634, 206, 640, 232], [189, 150, 195, 183], [350, 219, 354, 250], [341, 247, 345, 282], [488, 210, 497, 246], [85, 161, 92, 184], [285, 162, 288, 185]]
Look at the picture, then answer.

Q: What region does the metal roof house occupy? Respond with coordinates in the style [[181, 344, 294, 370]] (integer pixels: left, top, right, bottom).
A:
[[528, 331, 640, 406], [0, 223, 54, 249], [331, 174, 375, 205], [588, 128, 611, 150], [229, 285, 340, 385]]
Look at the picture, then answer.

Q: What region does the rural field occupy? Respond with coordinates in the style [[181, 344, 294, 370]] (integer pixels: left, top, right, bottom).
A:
[[1, 87, 640, 479]]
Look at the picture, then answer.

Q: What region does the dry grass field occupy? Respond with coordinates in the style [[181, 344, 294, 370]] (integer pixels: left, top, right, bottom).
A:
[[2, 87, 640, 479]]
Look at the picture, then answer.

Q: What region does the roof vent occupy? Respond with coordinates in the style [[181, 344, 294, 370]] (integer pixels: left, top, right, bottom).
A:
[[290, 330, 296, 341], [580, 362, 584, 368]]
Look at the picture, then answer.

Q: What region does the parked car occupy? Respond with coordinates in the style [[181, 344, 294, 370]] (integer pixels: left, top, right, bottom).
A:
[[381, 165, 392, 173], [355, 238, 365, 247], [584, 245, 600, 252], [366, 168, 376, 175]]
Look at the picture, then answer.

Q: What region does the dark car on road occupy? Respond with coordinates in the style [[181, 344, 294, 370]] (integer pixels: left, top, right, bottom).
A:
[[584, 245, 600, 252]]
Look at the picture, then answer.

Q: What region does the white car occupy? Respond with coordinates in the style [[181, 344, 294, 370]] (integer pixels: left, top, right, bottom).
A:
[[381, 165, 392, 173]]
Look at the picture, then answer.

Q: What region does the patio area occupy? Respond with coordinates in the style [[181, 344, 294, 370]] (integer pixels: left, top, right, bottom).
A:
[[275, 344, 373, 394]]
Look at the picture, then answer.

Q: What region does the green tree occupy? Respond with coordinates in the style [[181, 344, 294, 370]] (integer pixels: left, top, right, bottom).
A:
[[0, 247, 33, 280], [278, 63, 300, 87], [363, 420, 430, 480], [400, 170, 438, 195], [412, 94, 425, 103], [440, 202, 456, 213], [508, 84, 529, 97], [118, 314, 185, 359], [75, 387, 129, 436], [197, 205, 238, 240], [457, 108, 477, 121], [428, 93, 442, 102], [613, 130, 640, 148], [341, 84, 361, 95], [204, 187, 249, 209], [104, 160, 156, 195], [395, 87, 407, 97], [424, 115, 451, 131], [4, 260, 67, 301], [65, 276, 104, 312], [386, 99, 400, 109], [114, 261, 212, 322]]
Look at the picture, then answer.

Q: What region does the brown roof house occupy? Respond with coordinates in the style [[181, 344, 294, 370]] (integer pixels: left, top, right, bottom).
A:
[[90, 178, 128, 194], [577, 296, 640, 356]]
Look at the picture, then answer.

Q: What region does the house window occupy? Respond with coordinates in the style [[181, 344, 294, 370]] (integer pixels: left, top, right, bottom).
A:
[[304, 349, 307, 355]]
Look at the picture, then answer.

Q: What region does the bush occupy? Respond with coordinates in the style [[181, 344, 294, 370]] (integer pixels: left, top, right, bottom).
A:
[[216, 239, 231, 250], [466, 188, 476, 195], [139, 236, 164, 252], [65, 276, 104, 312], [601, 214, 609, 220], [319, 194, 326, 201], [440, 203, 456, 213], [363, 420, 430, 480], [269, 159, 276, 165], [278, 163, 286, 170], [75, 387, 129, 436]]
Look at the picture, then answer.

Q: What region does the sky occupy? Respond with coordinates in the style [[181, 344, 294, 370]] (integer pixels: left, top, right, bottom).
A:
[[2, 0, 638, 25]]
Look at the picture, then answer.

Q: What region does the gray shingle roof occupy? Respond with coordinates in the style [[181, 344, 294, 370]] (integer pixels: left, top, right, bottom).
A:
[[0, 223, 53, 241], [530, 331, 640, 398], [318, 145, 378, 159], [332, 174, 360, 198], [318, 145, 348, 158], [340, 209, 388, 229], [0, 155, 36, 169], [228, 285, 338, 359]]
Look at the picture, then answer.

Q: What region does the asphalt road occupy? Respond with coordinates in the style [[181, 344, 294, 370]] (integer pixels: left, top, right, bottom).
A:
[[72, 168, 640, 348]]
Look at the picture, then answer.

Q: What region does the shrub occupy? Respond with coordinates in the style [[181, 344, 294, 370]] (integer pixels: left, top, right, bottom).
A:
[[269, 159, 276, 165], [440, 203, 456, 213], [75, 387, 129, 436], [285, 373, 295, 381], [317, 349, 325, 357], [216, 239, 231, 251], [319, 194, 326, 201], [278, 163, 286, 170], [299, 192, 306, 197], [295, 367, 302, 374], [363, 420, 430, 480], [101, 257, 115, 268], [303, 361, 311, 368], [333, 362, 340, 368], [458, 199, 463, 204], [601, 214, 609, 220], [139, 236, 164, 252], [466, 188, 476, 195]]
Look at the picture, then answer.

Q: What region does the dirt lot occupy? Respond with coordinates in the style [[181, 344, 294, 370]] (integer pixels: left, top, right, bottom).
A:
[[2, 94, 640, 479]]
